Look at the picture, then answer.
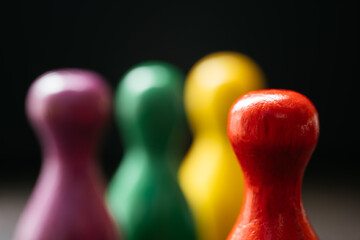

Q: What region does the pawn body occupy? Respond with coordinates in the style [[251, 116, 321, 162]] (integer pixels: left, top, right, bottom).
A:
[[107, 62, 196, 240], [178, 52, 266, 240], [14, 69, 119, 240], [227, 89, 319, 240]]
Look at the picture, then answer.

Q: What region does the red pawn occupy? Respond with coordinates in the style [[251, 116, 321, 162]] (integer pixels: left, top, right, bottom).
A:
[[227, 89, 319, 240]]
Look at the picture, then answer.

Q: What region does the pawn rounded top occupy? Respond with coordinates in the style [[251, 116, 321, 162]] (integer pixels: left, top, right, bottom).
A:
[[114, 61, 185, 151], [227, 89, 319, 184], [26, 69, 112, 148], [184, 52, 266, 134]]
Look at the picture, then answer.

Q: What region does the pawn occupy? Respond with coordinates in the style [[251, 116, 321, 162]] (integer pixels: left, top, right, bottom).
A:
[[178, 52, 266, 240], [107, 61, 196, 240], [14, 69, 119, 240], [227, 89, 319, 240]]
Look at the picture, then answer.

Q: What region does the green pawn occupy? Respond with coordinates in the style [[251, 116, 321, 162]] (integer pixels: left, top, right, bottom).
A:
[[107, 61, 196, 240]]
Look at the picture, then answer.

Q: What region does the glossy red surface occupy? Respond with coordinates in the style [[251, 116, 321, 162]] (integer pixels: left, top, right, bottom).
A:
[[227, 89, 319, 240]]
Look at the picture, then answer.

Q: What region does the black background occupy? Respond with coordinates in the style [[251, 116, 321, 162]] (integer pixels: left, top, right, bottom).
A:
[[1, 0, 358, 184]]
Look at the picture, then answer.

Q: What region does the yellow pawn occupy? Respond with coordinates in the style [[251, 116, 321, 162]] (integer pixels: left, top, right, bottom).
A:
[[178, 52, 266, 240]]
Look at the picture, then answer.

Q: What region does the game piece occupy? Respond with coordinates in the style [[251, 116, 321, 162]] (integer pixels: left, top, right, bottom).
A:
[[107, 61, 196, 240], [178, 52, 266, 240], [227, 89, 319, 240], [14, 69, 120, 240]]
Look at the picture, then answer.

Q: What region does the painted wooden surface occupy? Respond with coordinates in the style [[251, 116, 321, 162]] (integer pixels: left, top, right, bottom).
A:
[[227, 89, 319, 240]]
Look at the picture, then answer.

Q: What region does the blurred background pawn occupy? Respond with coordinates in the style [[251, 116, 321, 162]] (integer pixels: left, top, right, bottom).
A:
[[178, 52, 267, 240], [14, 69, 120, 240], [107, 61, 196, 240]]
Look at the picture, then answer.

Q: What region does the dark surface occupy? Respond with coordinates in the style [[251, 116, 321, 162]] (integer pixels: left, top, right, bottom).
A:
[[0, 1, 358, 237]]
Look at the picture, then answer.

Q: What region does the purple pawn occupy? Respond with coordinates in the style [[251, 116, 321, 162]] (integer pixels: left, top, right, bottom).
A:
[[14, 69, 120, 240]]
